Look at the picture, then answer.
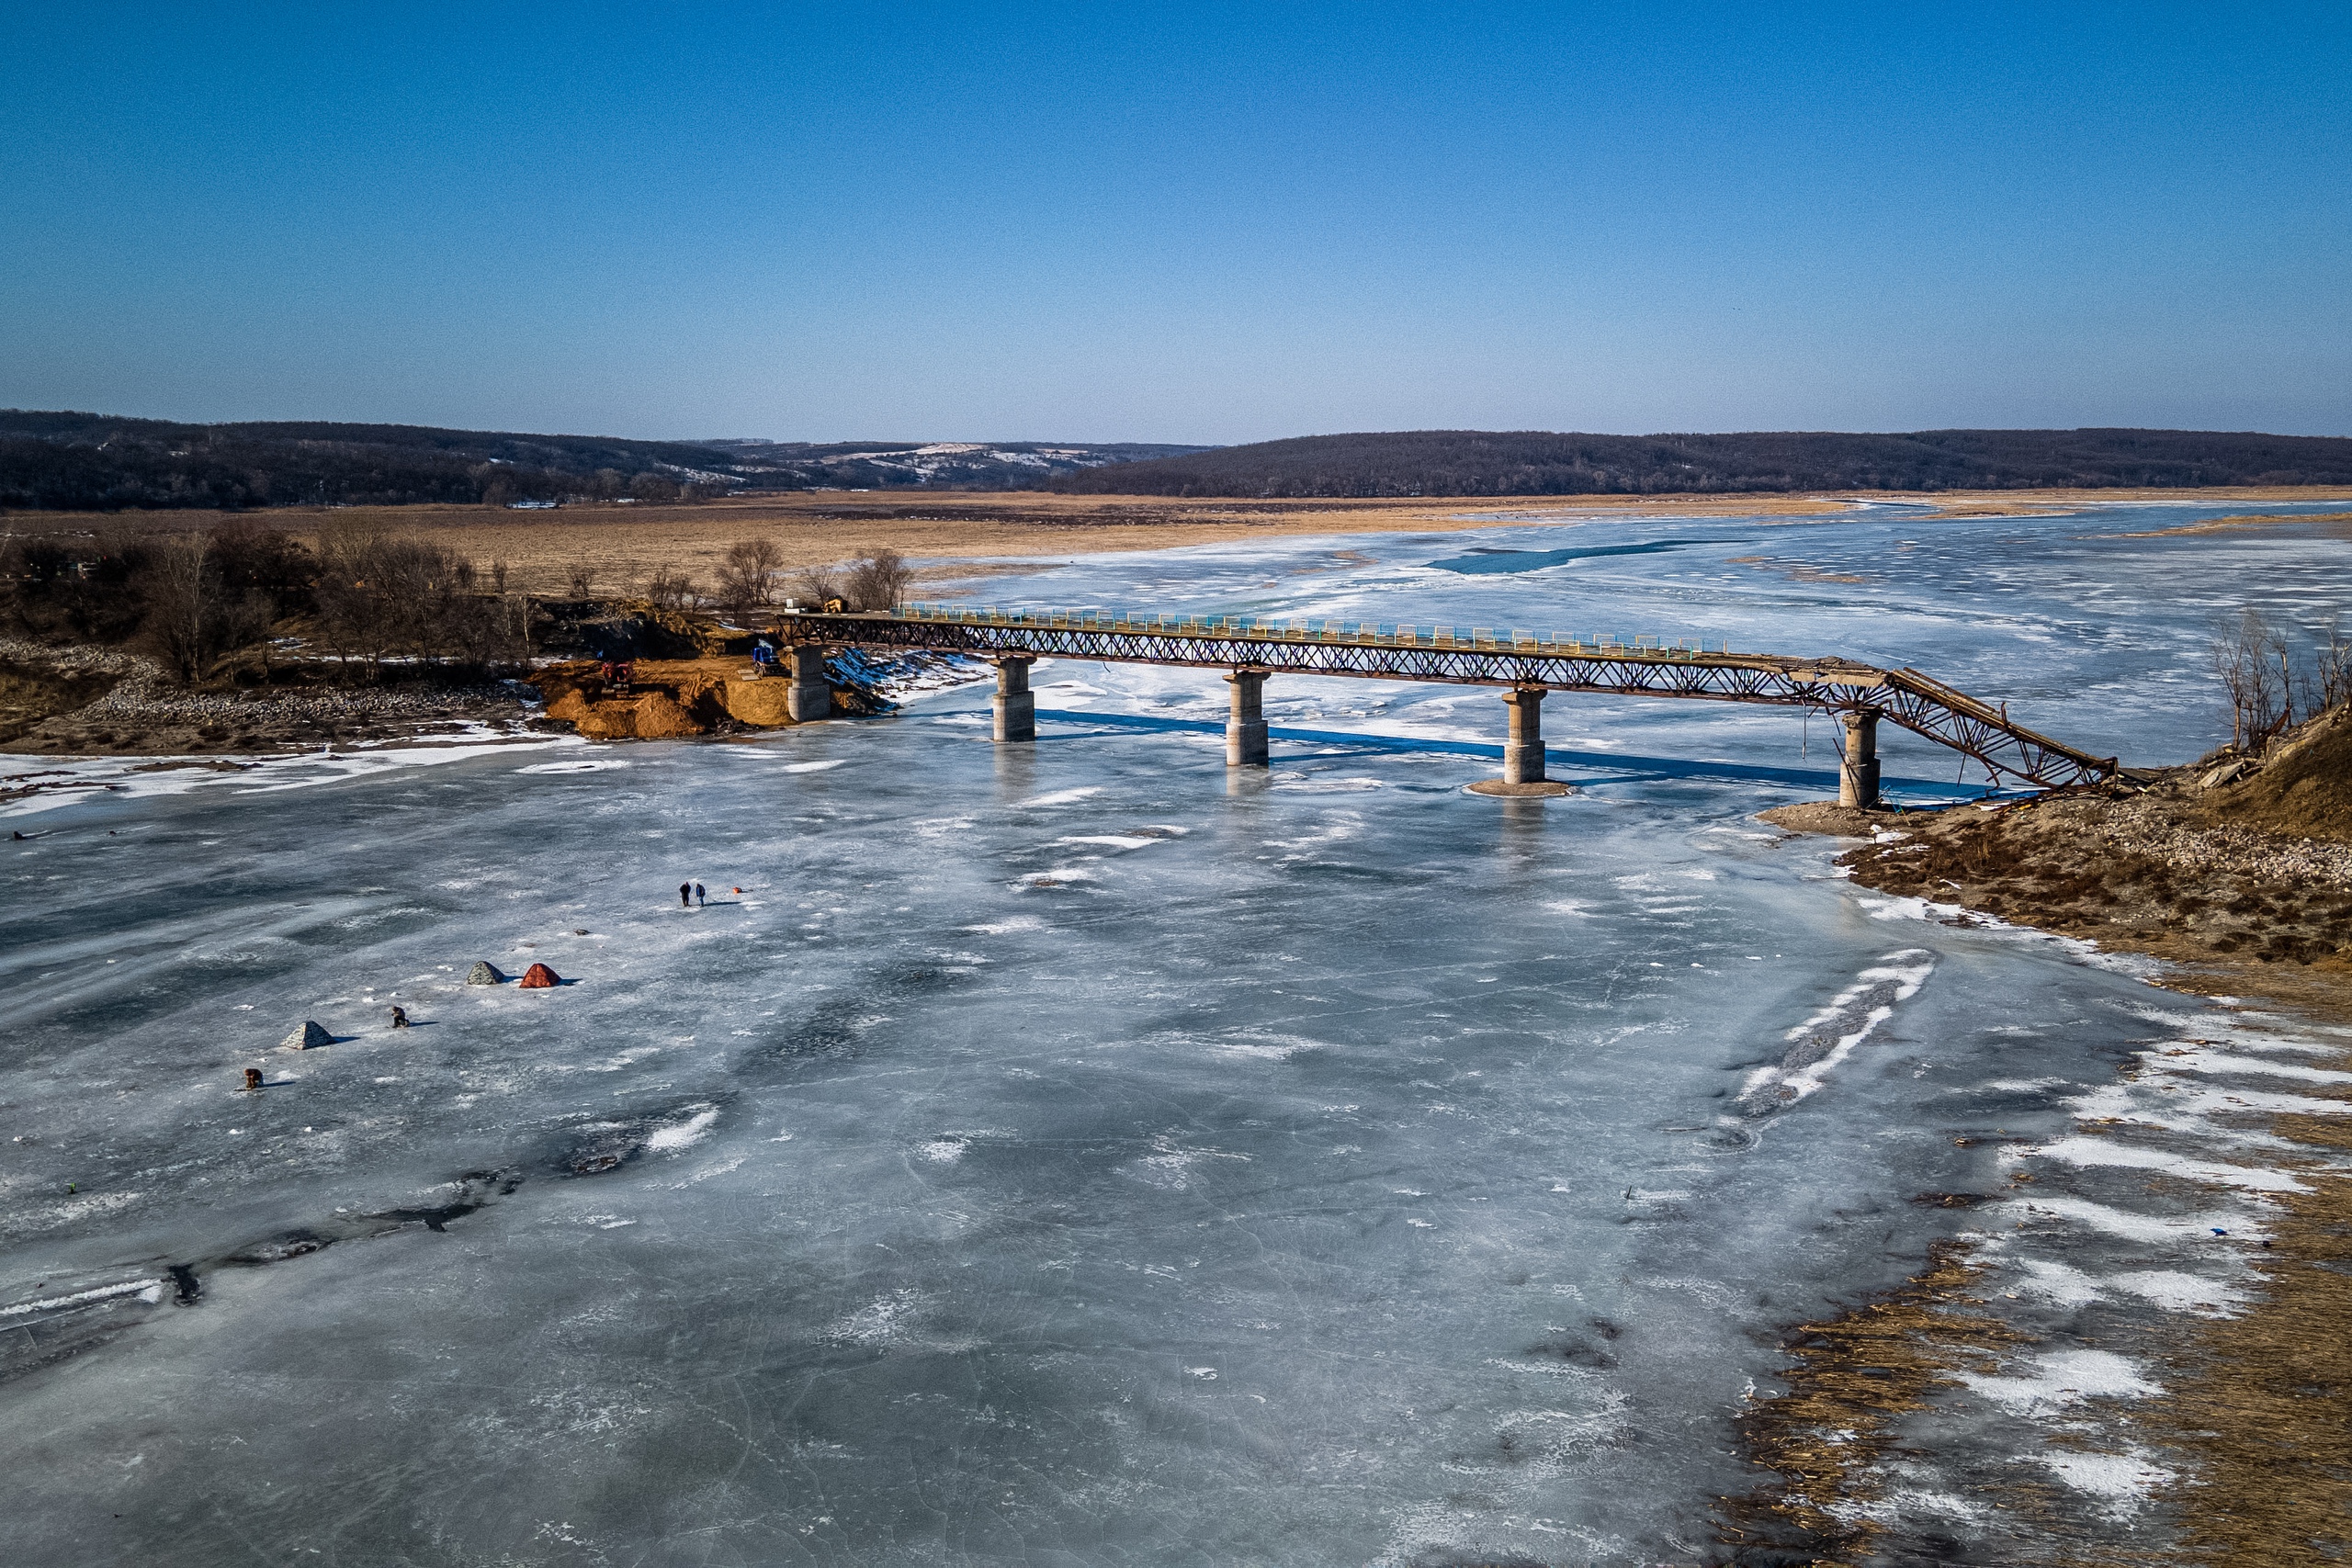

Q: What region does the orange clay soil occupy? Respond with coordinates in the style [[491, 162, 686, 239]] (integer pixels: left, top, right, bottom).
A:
[[532, 658, 799, 739]]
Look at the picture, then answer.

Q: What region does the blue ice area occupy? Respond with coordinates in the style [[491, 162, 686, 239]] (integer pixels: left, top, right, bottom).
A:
[[0, 499, 2339, 1564], [1423, 537, 1751, 573]]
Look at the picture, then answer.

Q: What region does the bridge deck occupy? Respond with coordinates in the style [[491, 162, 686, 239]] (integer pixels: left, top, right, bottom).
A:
[[772, 604, 2118, 789]]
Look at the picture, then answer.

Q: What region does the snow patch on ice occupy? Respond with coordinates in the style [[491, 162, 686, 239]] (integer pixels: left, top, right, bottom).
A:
[[1995, 1194, 2262, 1246], [2028, 1134, 2310, 1193], [1741, 950, 1934, 1106], [2037, 1448, 2174, 1513], [1013, 786, 1102, 808], [516, 759, 627, 774], [1960, 1348, 2161, 1411], [646, 1105, 719, 1153], [1208, 1033, 1320, 1061], [0, 1278, 164, 1317], [2111, 1269, 2243, 1313], [2157, 1048, 2352, 1085], [965, 916, 1045, 935], [829, 1290, 924, 1346]]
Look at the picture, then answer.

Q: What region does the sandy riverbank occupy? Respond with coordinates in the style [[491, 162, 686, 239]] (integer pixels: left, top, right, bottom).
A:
[[11, 484, 2350, 600]]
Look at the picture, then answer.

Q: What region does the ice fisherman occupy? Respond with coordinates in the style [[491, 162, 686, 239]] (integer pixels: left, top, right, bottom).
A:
[[678, 881, 691, 908], [694, 882, 707, 907]]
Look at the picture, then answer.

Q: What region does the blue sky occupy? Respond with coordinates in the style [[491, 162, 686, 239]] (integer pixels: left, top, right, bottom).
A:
[[3, 4, 2346, 442]]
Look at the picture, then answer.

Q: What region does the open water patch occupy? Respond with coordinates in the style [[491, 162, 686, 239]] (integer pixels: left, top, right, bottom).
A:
[[1425, 538, 1750, 574]]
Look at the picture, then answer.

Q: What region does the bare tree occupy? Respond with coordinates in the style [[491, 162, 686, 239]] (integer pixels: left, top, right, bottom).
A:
[[2211, 608, 2293, 750], [792, 564, 842, 610], [565, 560, 598, 601], [643, 567, 697, 609], [844, 547, 912, 611], [714, 538, 784, 619], [2309, 617, 2352, 716], [313, 520, 523, 677], [141, 531, 219, 684]]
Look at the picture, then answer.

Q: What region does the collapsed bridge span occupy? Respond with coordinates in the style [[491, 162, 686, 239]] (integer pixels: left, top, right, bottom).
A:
[[769, 604, 2120, 804]]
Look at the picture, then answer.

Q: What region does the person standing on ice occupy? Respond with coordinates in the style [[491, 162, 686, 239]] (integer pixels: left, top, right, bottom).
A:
[[694, 882, 707, 907], [678, 882, 691, 908]]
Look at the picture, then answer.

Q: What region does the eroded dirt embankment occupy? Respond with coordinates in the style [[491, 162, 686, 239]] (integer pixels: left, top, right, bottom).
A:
[[1788, 709, 2352, 1018], [527, 657, 887, 740]]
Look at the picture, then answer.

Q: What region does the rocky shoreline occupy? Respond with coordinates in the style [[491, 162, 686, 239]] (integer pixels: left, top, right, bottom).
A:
[[1, 637, 538, 756], [1765, 712, 2352, 1021]]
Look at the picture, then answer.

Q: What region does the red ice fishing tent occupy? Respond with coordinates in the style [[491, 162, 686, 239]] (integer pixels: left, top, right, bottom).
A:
[[518, 963, 561, 988]]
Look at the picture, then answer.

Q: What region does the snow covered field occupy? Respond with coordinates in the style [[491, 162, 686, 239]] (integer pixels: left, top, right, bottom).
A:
[[3, 500, 2346, 1564]]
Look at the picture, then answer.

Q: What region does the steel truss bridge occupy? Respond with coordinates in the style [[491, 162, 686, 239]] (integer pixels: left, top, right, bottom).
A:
[[772, 604, 2119, 790]]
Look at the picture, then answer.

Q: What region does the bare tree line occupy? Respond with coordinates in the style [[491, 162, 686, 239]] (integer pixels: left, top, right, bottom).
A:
[[140, 532, 279, 684], [308, 519, 530, 677], [551, 543, 911, 621], [4, 519, 536, 685], [793, 548, 913, 615], [569, 542, 913, 621], [2211, 607, 2352, 750]]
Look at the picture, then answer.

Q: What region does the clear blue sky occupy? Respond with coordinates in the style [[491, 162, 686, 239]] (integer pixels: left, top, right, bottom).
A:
[[3, 4, 2346, 443]]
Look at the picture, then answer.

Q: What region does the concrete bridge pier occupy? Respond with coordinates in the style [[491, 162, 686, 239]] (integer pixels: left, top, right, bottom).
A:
[[1226, 670, 1269, 766], [1470, 686, 1570, 797], [1839, 708, 1882, 809], [1502, 687, 1548, 785], [786, 646, 831, 722], [992, 656, 1036, 743]]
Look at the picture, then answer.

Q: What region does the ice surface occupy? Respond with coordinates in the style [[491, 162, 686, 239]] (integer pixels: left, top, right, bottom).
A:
[[2, 499, 2345, 1564]]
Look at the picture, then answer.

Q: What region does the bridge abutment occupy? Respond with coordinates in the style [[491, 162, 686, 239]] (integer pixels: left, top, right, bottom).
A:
[[992, 656, 1036, 743], [1226, 670, 1269, 766], [786, 646, 831, 722], [1839, 709, 1882, 809]]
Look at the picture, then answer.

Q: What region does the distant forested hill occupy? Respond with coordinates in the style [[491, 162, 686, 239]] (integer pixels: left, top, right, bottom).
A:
[[1051, 428, 2352, 497], [0, 411, 1209, 510]]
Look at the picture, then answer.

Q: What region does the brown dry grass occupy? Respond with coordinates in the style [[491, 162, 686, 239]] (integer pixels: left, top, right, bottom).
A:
[[2200, 708, 2352, 845], [2150, 1108, 2352, 1567], [1766, 764, 2352, 1562], [1719, 1241, 2021, 1565], [1830, 784, 2352, 1026], [12, 485, 2348, 598]]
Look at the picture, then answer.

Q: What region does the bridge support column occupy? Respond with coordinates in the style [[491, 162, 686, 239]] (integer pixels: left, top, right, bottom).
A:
[[992, 656, 1036, 743], [1502, 687, 1547, 784], [1469, 687, 1570, 796], [786, 646, 831, 722], [1226, 670, 1269, 766], [1838, 709, 1881, 809]]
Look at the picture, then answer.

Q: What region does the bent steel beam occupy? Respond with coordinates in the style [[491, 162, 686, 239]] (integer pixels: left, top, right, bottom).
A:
[[772, 608, 2119, 790]]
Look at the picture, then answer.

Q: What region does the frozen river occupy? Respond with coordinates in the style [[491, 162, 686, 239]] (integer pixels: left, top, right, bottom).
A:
[[2, 499, 2346, 1564]]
